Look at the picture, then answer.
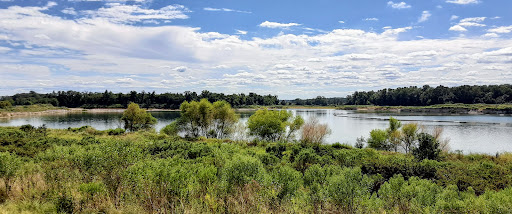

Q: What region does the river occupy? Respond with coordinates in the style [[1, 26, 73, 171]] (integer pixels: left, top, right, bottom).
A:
[[1, 109, 511, 154]]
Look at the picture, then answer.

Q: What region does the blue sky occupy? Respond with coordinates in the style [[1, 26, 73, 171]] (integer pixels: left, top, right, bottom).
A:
[[0, 0, 511, 99]]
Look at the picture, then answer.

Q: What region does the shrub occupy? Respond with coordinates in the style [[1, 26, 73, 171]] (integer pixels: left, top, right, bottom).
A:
[[326, 167, 372, 212], [413, 133, 441, 161], [300, 117, 331, 144], [222, 155, 268, 191], [107, 128, 125, 135], [271, 166, 303, 200], [160, 121, 179, 136], [55, 194, 74, 214]]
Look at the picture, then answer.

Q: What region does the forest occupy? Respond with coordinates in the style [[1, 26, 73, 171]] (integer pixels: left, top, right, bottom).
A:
[[0, 100, 511, 213], [1, 84, 511, 110], [346, 84, 512, 106]]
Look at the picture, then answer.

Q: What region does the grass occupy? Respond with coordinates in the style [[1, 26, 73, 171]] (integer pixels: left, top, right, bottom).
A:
[[0, 104, 65, 113]]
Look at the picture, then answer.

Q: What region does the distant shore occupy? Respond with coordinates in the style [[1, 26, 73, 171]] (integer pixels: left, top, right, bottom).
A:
[[1, 103, 511, 119]]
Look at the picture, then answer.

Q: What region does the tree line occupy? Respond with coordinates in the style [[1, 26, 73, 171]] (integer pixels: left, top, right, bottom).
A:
[[0, 90, 279, 109], [347, 84, 512, 106]]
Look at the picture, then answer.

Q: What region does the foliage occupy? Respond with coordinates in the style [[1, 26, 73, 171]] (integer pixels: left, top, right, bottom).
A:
[[1, 90, 279, 109], [0, 126, 510, 213], [178, 99, 239, 138], [121, 102, 157, 131], [300, 117, 331, 144], [160, 121, 180, 136], [367, 129, 389, 151], [347, 84, 512, 106], [107, 128, 125, 135], [0, 101, 12, 109], [401, 123, 418, 153], [413, 133, 441, 161], [247, 108, 303, 141]]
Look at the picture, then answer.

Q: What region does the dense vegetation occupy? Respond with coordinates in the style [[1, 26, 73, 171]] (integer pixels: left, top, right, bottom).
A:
[[0, 90, 279, 109], [346, 84, 512, 106], [0, 125, 511, 213], [2, 84, 511, 110]]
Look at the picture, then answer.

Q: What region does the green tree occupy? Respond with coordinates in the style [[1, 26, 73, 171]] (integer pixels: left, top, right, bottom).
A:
[[247, 109, 303, 141], [121, 102, 157, 131], [387, 117, 402, 152], [412, 133, 441, 161], [178, 99, 238, 138], [367, 129, 389, 150], [212, 100, 238, 138], [0, 100, 12, 109], [401, 123, 418, 153]]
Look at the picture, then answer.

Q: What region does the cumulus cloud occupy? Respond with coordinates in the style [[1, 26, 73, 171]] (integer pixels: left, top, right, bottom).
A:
[[450, 15, 459, 21], [0, 3, 511, 98], [449, 25, 467, 32], [418, 11, 431, 23], [387, 1, 411, 9], [80, 3, 190, 24], [235, 30, 247, 35], [446, 0, 480, 4], [488, 26, 512, 34], [259, 21, 301, 28]]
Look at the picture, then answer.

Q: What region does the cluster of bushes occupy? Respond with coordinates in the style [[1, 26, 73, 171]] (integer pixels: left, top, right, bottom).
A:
[[0, 126, 511, 213]]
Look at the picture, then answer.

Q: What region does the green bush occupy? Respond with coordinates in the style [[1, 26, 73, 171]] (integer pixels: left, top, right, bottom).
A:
[[107, 128, 125, 135], [160, 121, 179, 136], [222, 155, 268, 191], [326, 167, 372, 212], [271, 165, 302, 200]]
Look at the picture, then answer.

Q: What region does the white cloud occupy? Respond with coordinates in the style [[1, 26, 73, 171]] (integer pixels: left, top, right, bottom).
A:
[[363, 18, 379, 21], [387, 1, 411, 9], [61, 8, 77, 15], [446, 0, 480, 4], [449, 17, 486, 30], [488, 26, 512, 34], [418, 11, 431, 23], [450, 15, 459, 21], [235, 30, 247, 35], [203, 7, 251, 14], [460, 17, 486, 23], [449, 25, 467, 32], [483, 33, 499, 38], [259, 21, 301, 28], [338, 21, 345, 24], [81, 3, 190, 24], [0, 3, 512, 98]]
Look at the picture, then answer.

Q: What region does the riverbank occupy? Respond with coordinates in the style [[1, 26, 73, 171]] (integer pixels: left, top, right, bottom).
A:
[[0, 107, 180, 119], [337, 104, 512, 115]]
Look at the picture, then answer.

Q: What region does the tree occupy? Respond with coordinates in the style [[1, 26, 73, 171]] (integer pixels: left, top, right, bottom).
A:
[[212, 101, 238, 139], [401, 123, 418, 153], [387, 117, 402, 152], [121, 103, 157, 131], [300, 117, 331, 144], [178, 99, 238, 138], [0, 100, 12, 109], [412, 133, 441, 161], [367, 129, 389, 150], [247, 109, 303, 141]]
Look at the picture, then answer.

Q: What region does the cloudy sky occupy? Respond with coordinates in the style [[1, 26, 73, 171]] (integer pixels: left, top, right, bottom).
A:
[[0, 0, 511, 99]]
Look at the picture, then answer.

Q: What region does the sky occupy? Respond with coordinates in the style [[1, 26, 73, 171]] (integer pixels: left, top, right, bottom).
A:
[[0, 0, 511, 99]]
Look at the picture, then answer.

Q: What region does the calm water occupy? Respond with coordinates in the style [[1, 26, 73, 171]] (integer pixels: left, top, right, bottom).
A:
[[1, 109, 511, 154]]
